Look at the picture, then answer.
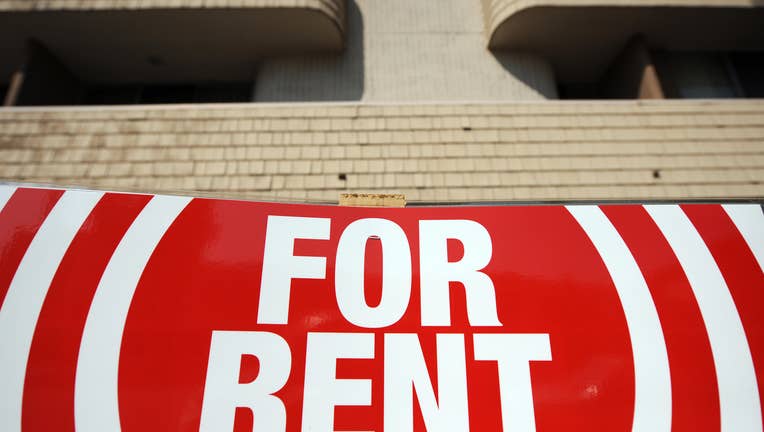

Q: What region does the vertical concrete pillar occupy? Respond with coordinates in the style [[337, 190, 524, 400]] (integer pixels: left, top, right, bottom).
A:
[[6, 39, 83, 106], [2, 71, 24, 106], [602, 35, 664, 99]]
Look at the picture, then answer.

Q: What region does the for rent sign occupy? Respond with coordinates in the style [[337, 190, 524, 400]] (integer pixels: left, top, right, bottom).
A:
[[0, 185, 762, 431]]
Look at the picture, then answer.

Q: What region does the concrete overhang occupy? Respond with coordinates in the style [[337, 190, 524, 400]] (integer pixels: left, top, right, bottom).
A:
[[0, 0, 346, 84], [483, 0, 764, 82]]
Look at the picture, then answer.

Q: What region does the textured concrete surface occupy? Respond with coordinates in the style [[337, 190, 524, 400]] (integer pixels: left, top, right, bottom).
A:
[[1, 100, 762, 203], [254, 0, 558, 102]]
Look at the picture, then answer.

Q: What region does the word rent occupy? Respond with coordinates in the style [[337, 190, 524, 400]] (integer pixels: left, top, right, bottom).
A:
[[200, 216, 552, 431]]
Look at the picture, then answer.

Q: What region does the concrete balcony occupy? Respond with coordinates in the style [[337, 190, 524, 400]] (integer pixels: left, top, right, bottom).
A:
[[0, 0, 343, 19], [482, 0, 764, 82], [0, 0, 347, 85]]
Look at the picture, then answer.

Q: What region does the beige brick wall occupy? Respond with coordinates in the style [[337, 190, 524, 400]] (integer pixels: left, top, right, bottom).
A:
[[0, 100, 763, 203], [255, 0, 557, 102]]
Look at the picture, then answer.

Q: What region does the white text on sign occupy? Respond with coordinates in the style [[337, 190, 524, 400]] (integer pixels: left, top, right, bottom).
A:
[[200, 216, 552, 432]]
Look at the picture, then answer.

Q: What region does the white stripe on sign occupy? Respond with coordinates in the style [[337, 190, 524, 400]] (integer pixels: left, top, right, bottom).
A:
[[75, 195, 191, 432], [0, 190, 103, 432], [567, 205, 672, 432], [646, 204, 762, 432], [723, 204, 764, 273], [0, 185, 17, 213]]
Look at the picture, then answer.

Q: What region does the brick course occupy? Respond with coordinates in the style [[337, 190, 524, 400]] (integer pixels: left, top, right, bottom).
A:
[[1, 100, 762, 202]]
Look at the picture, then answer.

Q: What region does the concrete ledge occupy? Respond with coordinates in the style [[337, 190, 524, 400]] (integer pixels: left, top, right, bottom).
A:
[[0, 0, 344, 29], [0, 0, 345, 36], [483, 0, 760, 36], [0, 99, 762, 203], [0, 0, 347, 83], [482, 0, 764, 81]]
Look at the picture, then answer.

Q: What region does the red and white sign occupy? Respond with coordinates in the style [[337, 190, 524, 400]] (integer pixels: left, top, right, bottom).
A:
[[0, 185, 762, 431]]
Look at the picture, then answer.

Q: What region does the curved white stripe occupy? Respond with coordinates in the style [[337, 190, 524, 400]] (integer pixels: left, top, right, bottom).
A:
[[723, 204, 764, 272], [75, 195, 191, 432], [0, 186, 16, 213], [0, 190, 103, 431], [567, 205, 671, 432], [646, 204, 762, 432]]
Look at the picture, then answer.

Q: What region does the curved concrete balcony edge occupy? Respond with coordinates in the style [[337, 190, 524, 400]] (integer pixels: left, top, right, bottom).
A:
[[0, 0, 348, 83], [482, 0, 764, 81], [484, 0, 759, 44], [0, 0, 346, 50], [0, 0, 345, 35]]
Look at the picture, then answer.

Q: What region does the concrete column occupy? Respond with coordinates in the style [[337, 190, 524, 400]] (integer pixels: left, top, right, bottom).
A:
[[602, 35, 664, 99], [2, 71, 24, 106], [8, 39, 83, 106]]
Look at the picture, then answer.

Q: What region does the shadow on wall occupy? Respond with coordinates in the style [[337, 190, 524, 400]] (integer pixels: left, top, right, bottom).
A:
[[253, 0, 365, 101], [491, 50, 560, 99]]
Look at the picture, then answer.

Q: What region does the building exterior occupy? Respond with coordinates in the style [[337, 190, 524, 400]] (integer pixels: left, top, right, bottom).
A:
[[0, 0, 762, 202]]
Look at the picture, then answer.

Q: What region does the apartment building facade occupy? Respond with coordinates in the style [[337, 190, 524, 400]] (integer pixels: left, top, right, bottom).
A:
[[0, 0, 762, 202]]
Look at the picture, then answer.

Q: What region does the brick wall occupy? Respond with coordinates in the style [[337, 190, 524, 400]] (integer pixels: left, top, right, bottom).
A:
[[0, 100, 762, 202], [255, 0, 557, 102]]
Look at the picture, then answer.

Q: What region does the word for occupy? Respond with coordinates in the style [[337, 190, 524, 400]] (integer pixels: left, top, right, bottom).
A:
[[257, 216, 503, 327]]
